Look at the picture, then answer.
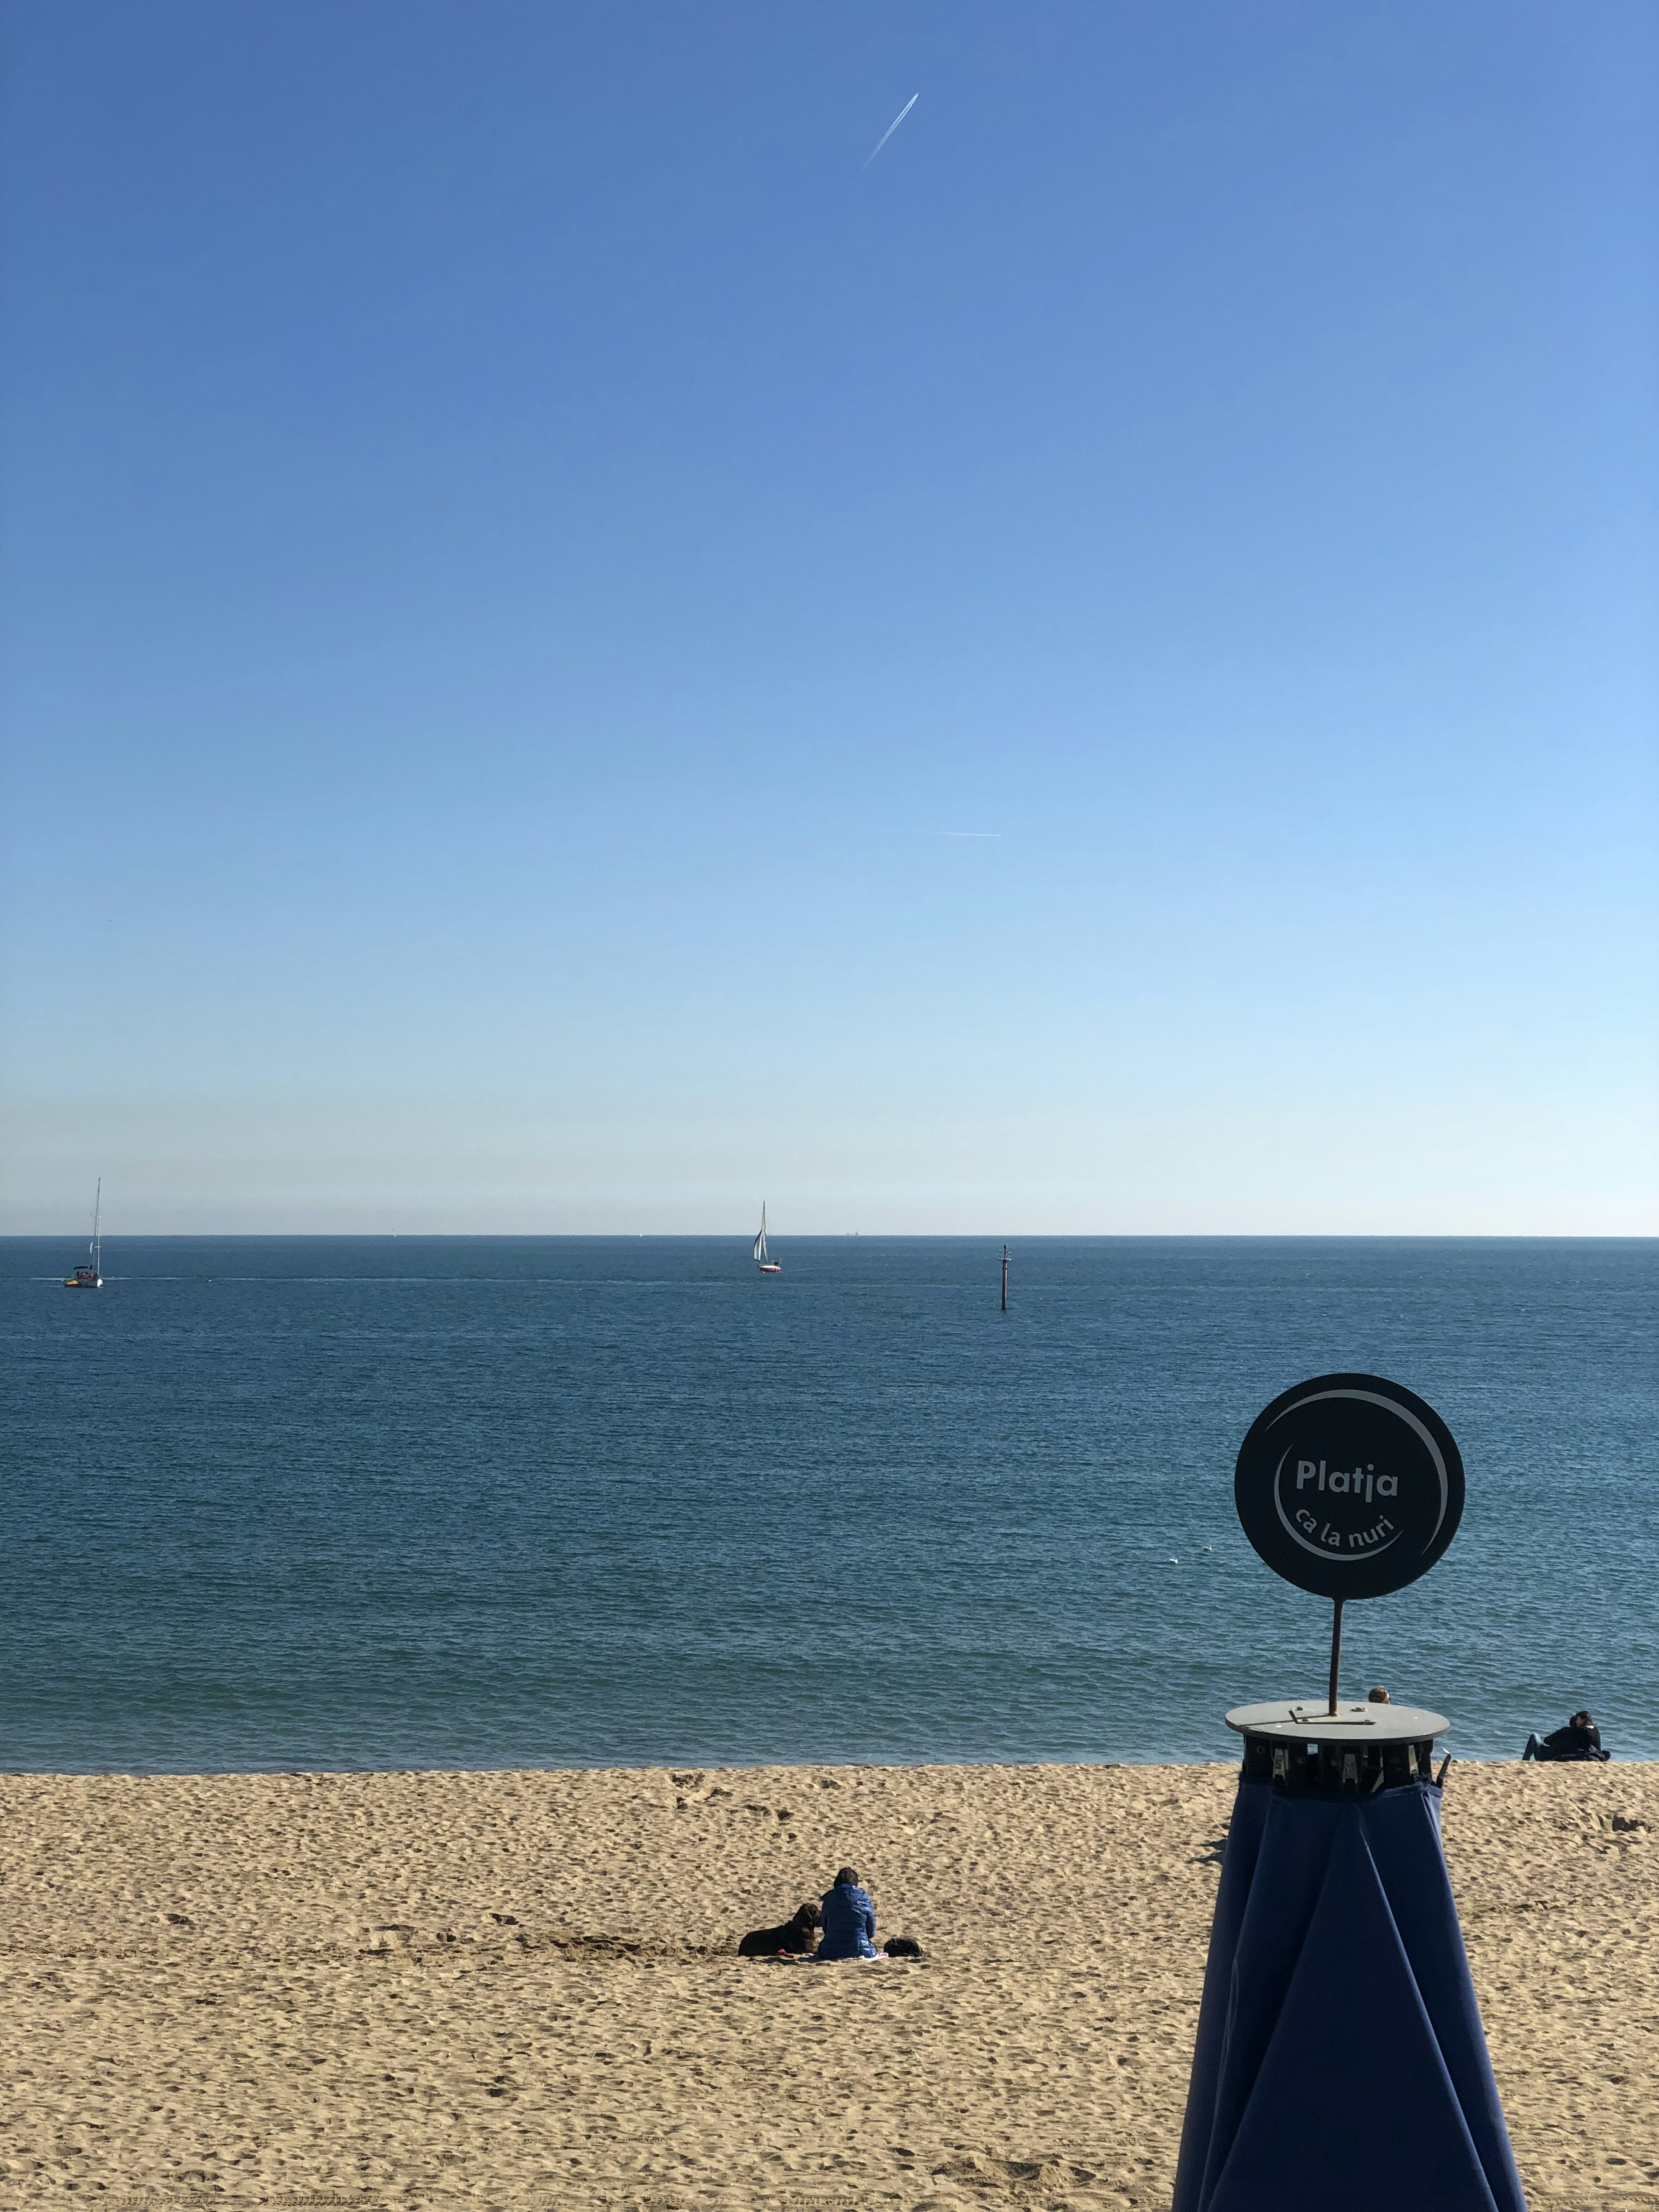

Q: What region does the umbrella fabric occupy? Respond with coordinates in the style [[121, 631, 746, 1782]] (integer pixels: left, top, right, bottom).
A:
[[1173, 1778, 1526, 2212]]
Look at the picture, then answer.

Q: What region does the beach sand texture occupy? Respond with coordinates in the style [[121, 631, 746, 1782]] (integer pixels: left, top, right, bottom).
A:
[[4, 1761, 1657, 2211]]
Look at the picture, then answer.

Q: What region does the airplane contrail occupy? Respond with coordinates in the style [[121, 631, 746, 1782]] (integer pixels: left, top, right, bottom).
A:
[[863, 93, 919, 169]]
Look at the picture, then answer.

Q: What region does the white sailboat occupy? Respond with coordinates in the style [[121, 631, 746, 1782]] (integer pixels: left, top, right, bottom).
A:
[[753, 1202, 782, 1274], [64, 1179, 103, 1289]]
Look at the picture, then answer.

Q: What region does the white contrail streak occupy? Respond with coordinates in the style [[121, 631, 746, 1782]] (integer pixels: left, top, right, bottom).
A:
[[863, 93, 919, 168]]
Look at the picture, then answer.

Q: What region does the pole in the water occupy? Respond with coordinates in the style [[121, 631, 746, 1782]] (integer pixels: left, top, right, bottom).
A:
[[1327, 1596, 1344, 1716], [1001, 1243, 1009, 1312]]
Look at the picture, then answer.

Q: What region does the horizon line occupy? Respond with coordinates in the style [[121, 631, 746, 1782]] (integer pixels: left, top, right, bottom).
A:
[[3, 1227, 1655, 1243]]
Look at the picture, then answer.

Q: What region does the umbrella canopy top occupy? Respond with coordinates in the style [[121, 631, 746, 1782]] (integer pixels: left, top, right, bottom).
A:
[[1226, 1699, 1450, 1745]]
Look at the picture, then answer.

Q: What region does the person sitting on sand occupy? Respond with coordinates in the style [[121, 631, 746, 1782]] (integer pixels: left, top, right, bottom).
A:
[[1523, 1710, 1609, 1763], [816, 1867, 878, 1961]]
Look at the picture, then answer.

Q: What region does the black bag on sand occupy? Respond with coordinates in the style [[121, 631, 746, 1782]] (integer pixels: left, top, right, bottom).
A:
[[884, 1936, 925, 1958]]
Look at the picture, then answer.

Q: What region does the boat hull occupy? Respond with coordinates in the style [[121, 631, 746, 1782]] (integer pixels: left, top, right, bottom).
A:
[[757, 1263, 782, 1274]]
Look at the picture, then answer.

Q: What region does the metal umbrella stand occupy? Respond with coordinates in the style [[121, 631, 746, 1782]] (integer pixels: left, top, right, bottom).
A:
[[1172, 1376, 1527, 2212]]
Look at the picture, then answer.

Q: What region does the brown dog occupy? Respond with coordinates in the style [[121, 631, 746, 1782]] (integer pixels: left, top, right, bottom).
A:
[[737, 1902, 820, 1957]]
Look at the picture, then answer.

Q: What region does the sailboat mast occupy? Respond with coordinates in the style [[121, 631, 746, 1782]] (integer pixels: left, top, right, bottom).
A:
[[91, 1178, 102, 1273]]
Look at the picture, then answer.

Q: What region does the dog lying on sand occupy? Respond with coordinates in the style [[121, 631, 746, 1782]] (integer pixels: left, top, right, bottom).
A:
[[737, 1903, 820, 1957]]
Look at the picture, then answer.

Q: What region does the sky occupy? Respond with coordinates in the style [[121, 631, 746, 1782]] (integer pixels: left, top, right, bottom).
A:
[[1, 0, 1655, 1234]]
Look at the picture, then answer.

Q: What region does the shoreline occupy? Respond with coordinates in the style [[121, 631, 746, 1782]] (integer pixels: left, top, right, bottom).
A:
[[6, 1761, 1657, 2208], [10, 1749, 1650, 1778]]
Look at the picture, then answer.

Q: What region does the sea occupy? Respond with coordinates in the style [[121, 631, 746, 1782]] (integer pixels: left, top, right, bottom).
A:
[[3, 1236, 1655, 1773]]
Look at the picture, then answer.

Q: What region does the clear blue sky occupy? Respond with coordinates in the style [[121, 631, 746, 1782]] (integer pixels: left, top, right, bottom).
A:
[[2, 1, 1654, 1233]]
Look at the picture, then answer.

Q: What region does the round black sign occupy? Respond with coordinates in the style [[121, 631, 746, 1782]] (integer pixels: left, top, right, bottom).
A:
[[1234, 1373, 1464, 1601]]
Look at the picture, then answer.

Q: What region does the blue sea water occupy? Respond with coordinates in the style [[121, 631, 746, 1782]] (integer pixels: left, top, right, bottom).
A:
[[3, 1236, 1655, 1773]]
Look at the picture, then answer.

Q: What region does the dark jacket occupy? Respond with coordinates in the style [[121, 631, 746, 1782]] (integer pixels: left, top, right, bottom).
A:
[[817, 1881, 877, 1961], [1541, 1721, 1607, 1762]]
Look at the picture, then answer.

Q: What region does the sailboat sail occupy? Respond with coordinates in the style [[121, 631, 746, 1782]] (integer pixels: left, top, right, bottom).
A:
[[752, 1202, 780, 1271]]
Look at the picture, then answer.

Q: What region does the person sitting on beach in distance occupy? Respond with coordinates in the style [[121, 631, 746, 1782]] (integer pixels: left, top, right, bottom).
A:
[[816, 1866, 878, 1961], [737, 1902, 820, 1958], [1523, 1710, 1609, 1763]]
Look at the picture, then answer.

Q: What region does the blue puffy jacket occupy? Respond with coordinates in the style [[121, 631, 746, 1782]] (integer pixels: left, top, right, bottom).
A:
[[817, 1880, 877, 1960]]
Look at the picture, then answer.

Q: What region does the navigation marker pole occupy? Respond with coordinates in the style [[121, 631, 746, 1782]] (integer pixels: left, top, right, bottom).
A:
[[1001, 1244, 1009, 1313], [1327, 1597, 1344, 1716]]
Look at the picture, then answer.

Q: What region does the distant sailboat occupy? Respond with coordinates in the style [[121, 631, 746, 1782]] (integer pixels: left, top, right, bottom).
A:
[[64, 1179, 103, 1289], [753, 1203, 782, 1274]]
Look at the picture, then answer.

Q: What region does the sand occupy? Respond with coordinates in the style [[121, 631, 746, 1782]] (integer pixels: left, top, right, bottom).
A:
[[3, 1761, 1656, 2211]]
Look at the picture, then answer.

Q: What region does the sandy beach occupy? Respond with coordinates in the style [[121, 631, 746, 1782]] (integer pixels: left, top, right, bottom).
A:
[[4, 1761, 1656, 2211]]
